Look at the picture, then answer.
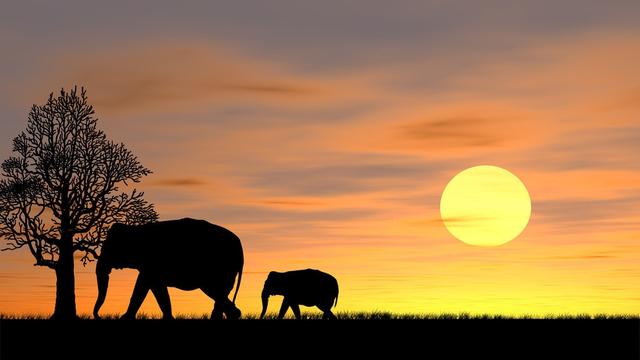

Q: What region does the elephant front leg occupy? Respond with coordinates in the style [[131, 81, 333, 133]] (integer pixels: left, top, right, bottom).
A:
[[151, 286, 173, 320], [122, 273, 150, 320], [277, 298, 290, 319], [290, 304, 301, 320]]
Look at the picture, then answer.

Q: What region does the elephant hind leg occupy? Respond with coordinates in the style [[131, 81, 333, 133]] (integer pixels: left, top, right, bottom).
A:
[[321, 311, 337, 320], [318, 304, 337, 320], [211, 302, 224, 320], [225, 303, 241, 320], [210, 300, 240, 320], [202, 287, 241, 320]]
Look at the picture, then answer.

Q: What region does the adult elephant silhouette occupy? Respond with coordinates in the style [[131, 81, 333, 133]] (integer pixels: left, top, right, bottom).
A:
[[93, 218, 244, 320], [260, 269, 339, 319]]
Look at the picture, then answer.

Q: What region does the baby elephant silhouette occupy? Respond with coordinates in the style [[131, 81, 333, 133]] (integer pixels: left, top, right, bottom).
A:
[[260, 269, 339, 319]]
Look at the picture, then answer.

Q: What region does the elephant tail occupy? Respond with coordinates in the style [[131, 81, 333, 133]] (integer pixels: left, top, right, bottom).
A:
[[232, 264, 243, 304]]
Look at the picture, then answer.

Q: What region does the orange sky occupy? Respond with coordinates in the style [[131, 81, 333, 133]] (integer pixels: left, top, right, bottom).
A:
[[1, 1, 640, 316]]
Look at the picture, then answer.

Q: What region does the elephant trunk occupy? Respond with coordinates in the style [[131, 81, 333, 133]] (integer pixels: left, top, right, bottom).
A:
[[93, 262, 111, 319], [260, 290, 269, 319]]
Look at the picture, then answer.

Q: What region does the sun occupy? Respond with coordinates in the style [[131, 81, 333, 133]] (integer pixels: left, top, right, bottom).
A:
[[440, 165, 531, 247]]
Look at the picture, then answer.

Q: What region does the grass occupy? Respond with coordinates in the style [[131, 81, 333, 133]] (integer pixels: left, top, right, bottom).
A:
[[1, 311, 639, 320], [4, 311, 636, 358]]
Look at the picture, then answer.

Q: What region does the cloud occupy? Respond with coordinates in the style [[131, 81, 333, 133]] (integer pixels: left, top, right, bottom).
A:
[[534, 194, 640, 231], [545, 254, 616, 260], [221, 84, 312, 95], [441, 215, 498, 225], [523, 126, 640, 172], [196, 203, 378, 228], [152, 178, 207, 187], [410, 215, 498, 229], [24, 41, 327, 115], [399, 117, 502, 147], [601, 87, 640, 112], [242, 155, 450, 196], [256, 199, 324, 207], [326, 100, 546, 160]]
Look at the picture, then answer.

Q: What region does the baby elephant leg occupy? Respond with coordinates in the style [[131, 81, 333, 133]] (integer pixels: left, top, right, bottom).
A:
[[151, 286, 174, 320], [290, 304, 301, 319], [277, 298, 290, 319]]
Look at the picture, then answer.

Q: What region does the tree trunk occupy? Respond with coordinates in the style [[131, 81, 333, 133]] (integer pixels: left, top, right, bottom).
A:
[[52, 237, 77, 319]]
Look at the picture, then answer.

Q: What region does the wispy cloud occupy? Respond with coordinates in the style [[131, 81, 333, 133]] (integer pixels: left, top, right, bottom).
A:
[[152, 178, 207, 187], [534, 194, 640, 231], [525, 126, 640, 171], [410, 216, 498, 229], [256, 199, 324, 207], [545, 254, 616, 260], [24, 41, 325, 114], [198, 203, 378, 226], [441, 215, 498, 224], [241, 156, 446, 196], [399, 117, 502, 147]]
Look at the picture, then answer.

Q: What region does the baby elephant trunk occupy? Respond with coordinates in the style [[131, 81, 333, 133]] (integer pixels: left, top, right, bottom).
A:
[[260, 289, 269, 319]]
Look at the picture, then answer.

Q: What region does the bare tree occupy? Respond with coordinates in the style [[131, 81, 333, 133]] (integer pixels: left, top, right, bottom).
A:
[[0, 87, 158, 319]]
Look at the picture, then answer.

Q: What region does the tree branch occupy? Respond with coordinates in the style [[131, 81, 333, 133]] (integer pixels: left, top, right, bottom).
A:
[[34, 259, 57, 270], [0, 87, 157, 270]]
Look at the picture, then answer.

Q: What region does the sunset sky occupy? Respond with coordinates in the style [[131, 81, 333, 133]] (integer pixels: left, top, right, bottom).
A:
[[1, 0, 640, 316]]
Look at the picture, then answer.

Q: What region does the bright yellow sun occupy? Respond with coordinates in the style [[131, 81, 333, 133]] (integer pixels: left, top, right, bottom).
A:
[[440, 165, 531, 247]]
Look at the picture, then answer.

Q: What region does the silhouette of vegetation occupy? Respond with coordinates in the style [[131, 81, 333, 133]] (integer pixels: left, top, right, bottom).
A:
[[260, 269, 339, 319], [93, 218, 243, 320], [2, 312, 639, 320], [0, 87, 158, 319]]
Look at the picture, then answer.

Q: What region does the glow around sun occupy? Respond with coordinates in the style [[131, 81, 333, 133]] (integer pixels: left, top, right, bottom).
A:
[[440, 165, 531, 247]]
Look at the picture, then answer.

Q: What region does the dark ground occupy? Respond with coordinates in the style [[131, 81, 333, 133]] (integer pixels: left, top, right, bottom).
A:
[[1, 319, 638, 358]]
